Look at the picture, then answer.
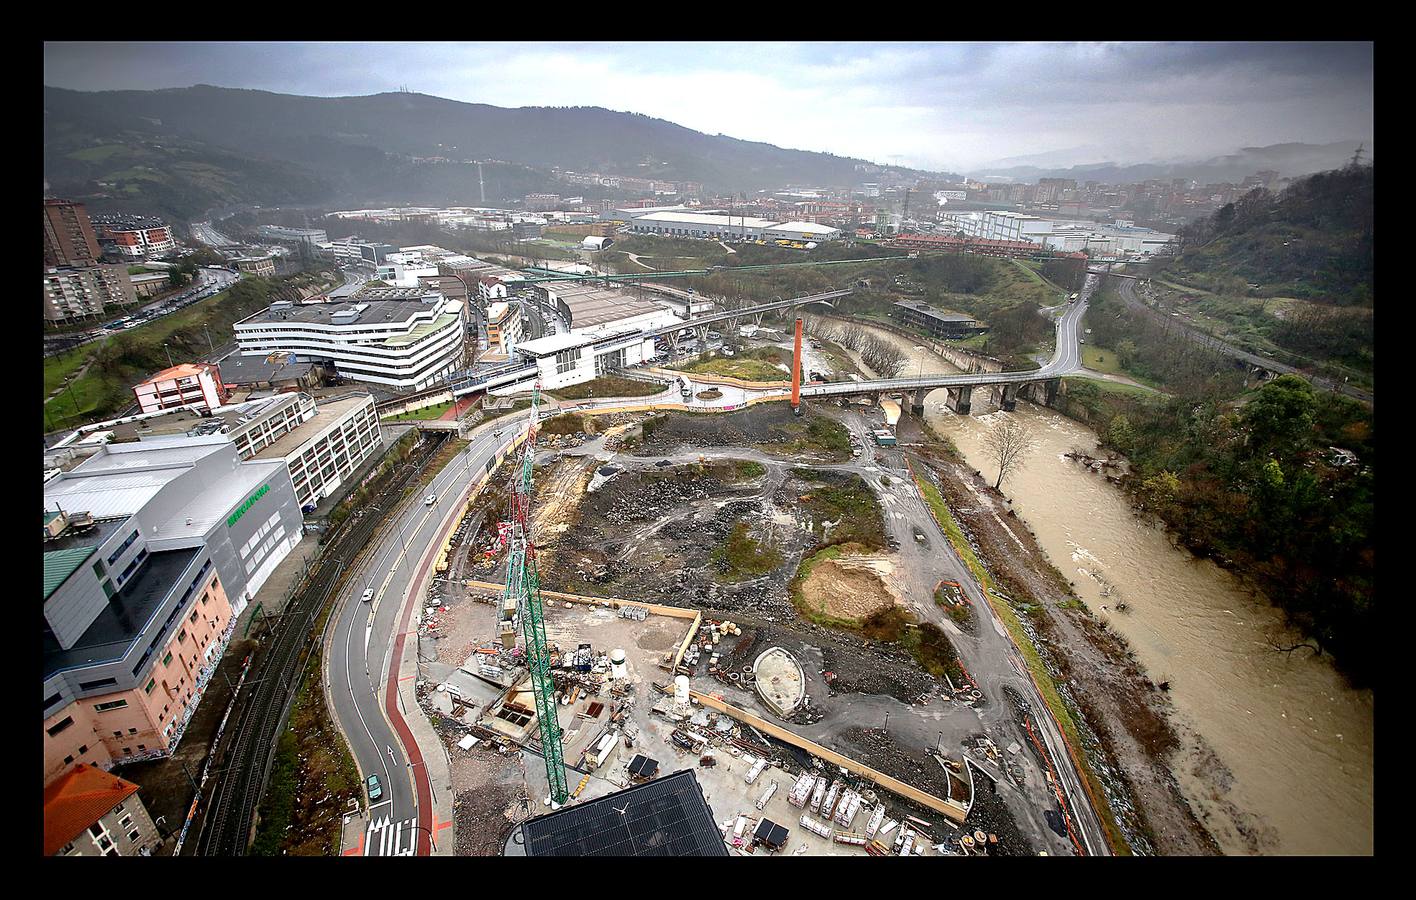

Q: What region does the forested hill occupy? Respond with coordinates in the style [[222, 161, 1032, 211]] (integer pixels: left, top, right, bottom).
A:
[[43, 85, 942, 220], [1164, 164, 1374, 306]]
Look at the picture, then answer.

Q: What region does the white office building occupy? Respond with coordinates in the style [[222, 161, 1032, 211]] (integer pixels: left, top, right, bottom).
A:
[[507, 331, 660, 392], [233, 292, 466, 390]]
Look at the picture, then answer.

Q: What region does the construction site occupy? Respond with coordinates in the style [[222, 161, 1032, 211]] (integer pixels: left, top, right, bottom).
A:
[[399, 340, 1094, 855]]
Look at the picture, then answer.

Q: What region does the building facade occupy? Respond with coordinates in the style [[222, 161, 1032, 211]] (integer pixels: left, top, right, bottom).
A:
[[44, 199, 103, 267], [43, 437, 302, 782], [43, 265, 139, 323], [44, 764, 162, 856], [233, 293, 467, 389], [257, 225, 328, 245], [891, 299, 988, 339], [132, 363, 228, 414], [234, 255, 277, 277], [247, 393, 384, 511], [92, 215, 176, 258]]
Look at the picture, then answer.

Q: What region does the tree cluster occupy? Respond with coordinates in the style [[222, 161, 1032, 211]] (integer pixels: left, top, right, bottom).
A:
[[807, 318, 908, 377]]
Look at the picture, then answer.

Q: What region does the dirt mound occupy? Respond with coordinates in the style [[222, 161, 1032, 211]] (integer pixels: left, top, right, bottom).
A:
[[799, 555, 896, 622]]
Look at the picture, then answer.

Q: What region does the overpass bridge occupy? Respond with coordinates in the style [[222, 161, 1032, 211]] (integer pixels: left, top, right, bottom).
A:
[[799, 283, 1090, 415]]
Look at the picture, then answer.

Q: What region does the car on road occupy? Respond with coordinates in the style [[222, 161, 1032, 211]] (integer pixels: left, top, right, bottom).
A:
[[366, 774, 383, 802], [424, 493, 437, 506], [362, 588, 374, 603]]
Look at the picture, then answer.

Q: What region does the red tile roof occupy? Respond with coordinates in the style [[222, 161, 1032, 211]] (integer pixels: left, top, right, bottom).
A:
[[43, 764, 141, 855]]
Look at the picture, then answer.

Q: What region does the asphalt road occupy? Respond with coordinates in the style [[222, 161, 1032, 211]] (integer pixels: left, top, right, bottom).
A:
[[326, 422, 529, 856]]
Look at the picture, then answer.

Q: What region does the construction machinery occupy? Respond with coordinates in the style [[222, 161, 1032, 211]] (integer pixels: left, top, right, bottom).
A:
[[500, 382, 570, 805]]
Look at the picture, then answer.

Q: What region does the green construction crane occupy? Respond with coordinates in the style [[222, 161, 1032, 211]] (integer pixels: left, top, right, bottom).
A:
[[501, 382, 569, 806]]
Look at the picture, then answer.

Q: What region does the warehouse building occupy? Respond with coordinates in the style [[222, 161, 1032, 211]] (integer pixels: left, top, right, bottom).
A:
[[233, 290, 467, 389], [43, 437, 302, 783], [627, 211, 780, 241]]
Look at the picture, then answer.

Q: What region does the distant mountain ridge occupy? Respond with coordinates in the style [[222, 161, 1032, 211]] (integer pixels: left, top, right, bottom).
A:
[[971, 141, 1372, 185], [43, 84, 947, 221]]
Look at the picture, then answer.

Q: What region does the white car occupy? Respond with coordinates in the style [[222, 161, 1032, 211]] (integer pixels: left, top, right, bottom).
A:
[[424, 493, 437, 506], [362, 589, 374, 603]]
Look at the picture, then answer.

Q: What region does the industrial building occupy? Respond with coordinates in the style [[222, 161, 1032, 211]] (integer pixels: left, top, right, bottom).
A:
[[43, 436, 303, 782], [218, 352, 325, 392], [891, 299, 988, 339], [132, 363, 228, 415], [43, 264, 139, 323], [941, 211, 1175, 257], [233, 290, 467, 389], [625, 210, 840, 243]]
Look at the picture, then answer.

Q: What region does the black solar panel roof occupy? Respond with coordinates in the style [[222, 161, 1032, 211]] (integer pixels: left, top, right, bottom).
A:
[[521, 770, 727, 857]]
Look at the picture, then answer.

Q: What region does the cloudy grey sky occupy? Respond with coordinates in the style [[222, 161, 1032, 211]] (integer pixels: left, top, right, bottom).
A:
[[43, 41, 1373, 172]]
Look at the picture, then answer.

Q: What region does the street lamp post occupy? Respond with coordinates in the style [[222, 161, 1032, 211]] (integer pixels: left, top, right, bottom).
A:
[[408, 822, 437, 853], [163, 343, 174, 368]]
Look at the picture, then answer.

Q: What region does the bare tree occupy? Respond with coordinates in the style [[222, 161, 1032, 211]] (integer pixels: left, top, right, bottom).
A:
[[860, 334, 908, 378], [983, 416, 1038, 491]]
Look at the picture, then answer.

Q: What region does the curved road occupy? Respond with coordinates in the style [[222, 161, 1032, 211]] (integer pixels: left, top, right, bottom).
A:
[[326, 423, 529, 856]]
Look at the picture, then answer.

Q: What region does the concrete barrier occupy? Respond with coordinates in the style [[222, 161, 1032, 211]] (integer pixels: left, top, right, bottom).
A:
[[689, 691, 969, 823]]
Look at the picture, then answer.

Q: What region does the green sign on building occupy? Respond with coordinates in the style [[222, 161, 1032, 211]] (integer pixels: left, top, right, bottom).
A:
[[227, 483, 271, 528]]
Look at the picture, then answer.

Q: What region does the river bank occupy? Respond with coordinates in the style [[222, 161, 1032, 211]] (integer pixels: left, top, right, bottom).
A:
[[834, 322, 1374, 855]]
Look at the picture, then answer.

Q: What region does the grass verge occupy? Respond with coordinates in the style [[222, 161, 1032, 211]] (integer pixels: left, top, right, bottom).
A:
[[382, 400, 455, 422], [547, 375, 665, 401]]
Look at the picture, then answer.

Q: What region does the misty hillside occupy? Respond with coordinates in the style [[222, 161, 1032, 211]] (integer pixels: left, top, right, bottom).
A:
[[974, 141, 1371, 185], [1166, 164, 1373, 305], [43, 85, 941, 221]]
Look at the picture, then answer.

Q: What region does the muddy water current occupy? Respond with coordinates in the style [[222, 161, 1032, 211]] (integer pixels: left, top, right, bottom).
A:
[[840, 326, 1374, 855]]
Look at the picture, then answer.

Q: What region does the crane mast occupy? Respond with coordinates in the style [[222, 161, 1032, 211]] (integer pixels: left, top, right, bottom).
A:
[[501, 382, 569, 805]]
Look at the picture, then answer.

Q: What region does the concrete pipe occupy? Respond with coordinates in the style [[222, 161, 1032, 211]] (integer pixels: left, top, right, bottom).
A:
[[728, 672, 741, 682]]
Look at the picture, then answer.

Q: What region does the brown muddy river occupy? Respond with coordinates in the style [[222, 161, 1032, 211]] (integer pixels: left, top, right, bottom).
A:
[[842, 325, 1374, 855]]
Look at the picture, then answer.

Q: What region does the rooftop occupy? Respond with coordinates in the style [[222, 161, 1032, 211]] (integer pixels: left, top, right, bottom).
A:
[[631, 211, 778, 229], [893, 299, 977, 323], [251, 394, 375, 462], [134, 363, 217, 387], [519, 769, 727, 857], [44, 547, 200, 679], [515, 332, 602, 357], [45, 438, 231, 521], [768, 221, 841, 235], [547, 283, 666, 331], [239, 298, 439, 328], [44, 764, 142, 856], [219, 353, 318, 387]]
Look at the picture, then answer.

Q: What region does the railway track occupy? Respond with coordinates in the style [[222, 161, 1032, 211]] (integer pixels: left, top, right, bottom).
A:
[[195, 433, 450, 855]]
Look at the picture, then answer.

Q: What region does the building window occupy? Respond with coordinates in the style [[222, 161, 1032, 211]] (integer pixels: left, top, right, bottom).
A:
[[46, 716, 75, 737], [63, 755, 74, 765], [128, 830, 140, 843], [78, 744, 88, 755], [102, 579, 115, 599], [144, 679, 155, 694], [122, 747, 132, 756], [120, 814, 132, 829], [177, 629, 188, 644], [113, 731, 122, 738], [137, 744, 146, 751], [94, 699, 128, 712], [162, 652, 173, 667]]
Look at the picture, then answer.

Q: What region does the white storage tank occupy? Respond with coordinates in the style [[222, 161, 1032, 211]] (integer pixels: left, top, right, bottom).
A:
[[674, 675, 690, 704], [610, 648, 627, 680]]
